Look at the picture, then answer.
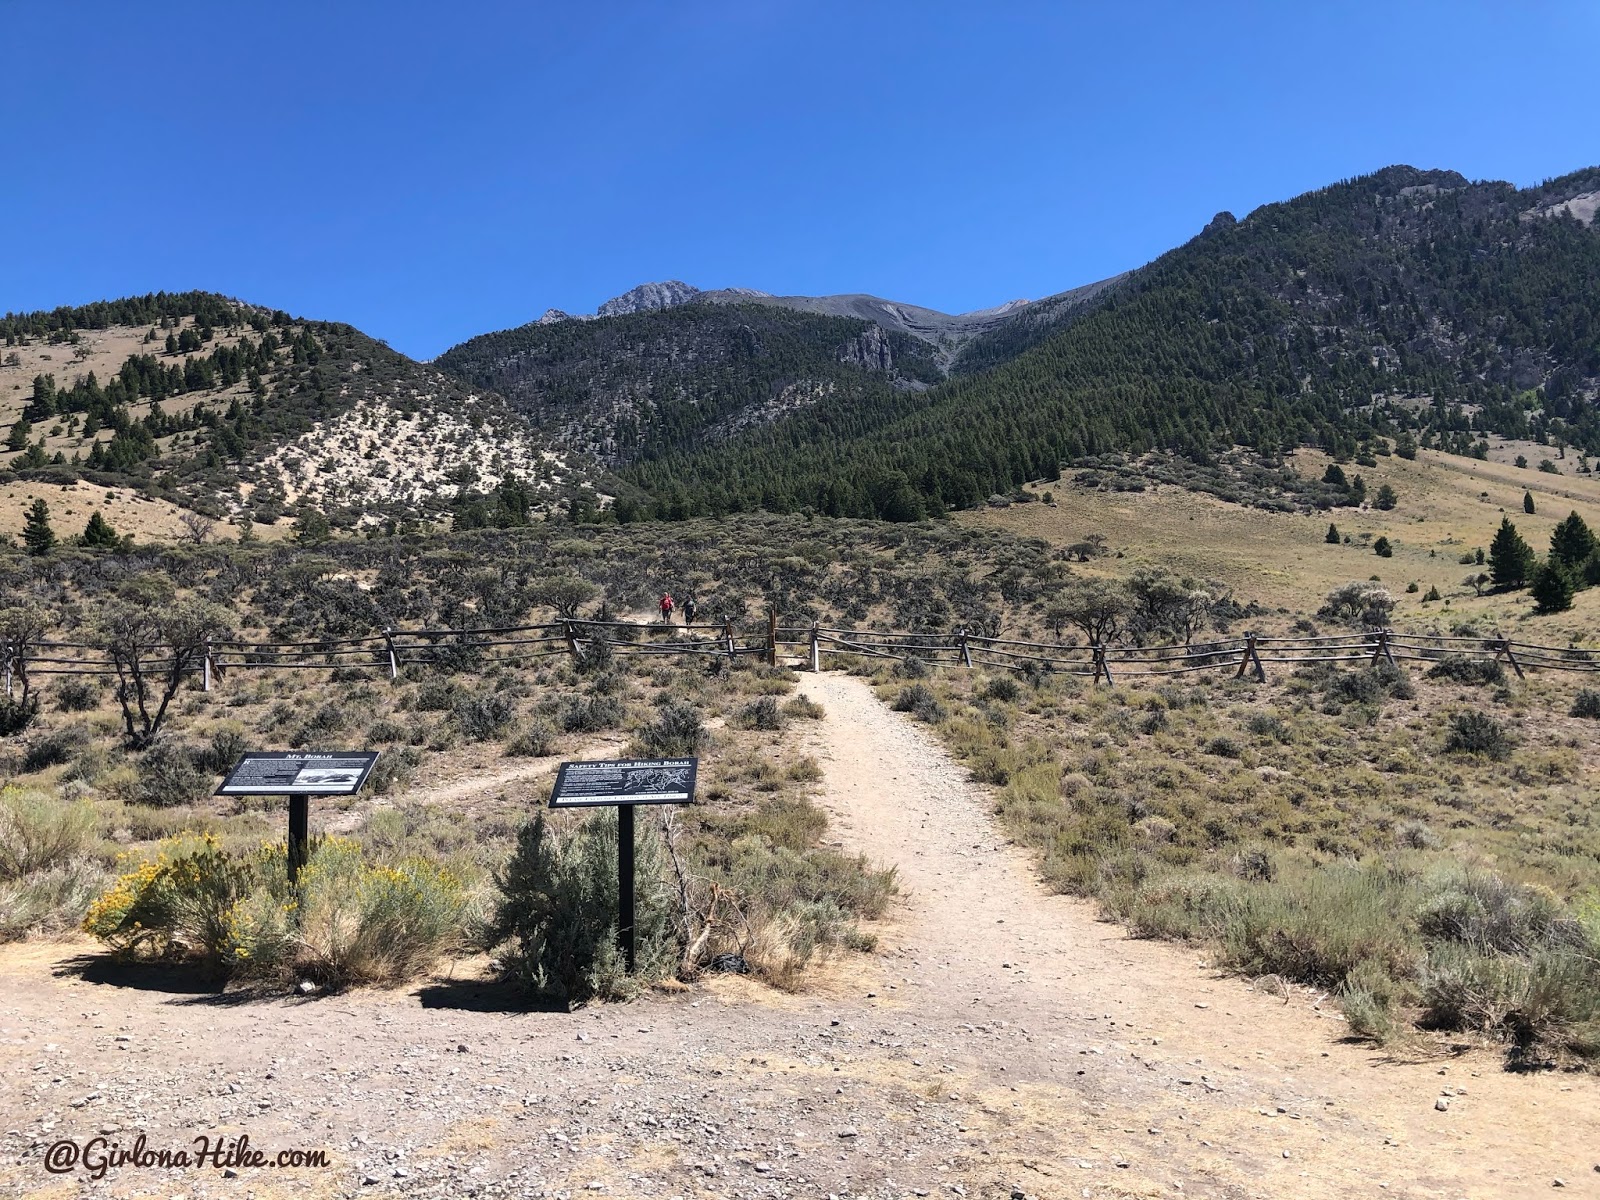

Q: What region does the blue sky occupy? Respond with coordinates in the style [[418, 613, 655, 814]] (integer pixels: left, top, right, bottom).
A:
[[3, 1, 1597, 358]]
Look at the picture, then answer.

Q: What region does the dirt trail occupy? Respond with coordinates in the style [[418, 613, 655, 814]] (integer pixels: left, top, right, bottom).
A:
[[792, 672, 1600, 1199], [0, 674, 1595, 1200]]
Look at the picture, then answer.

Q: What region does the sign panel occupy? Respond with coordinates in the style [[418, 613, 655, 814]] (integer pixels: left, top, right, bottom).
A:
[[217, 751, 381, 796], [549, 758, 698, 808]]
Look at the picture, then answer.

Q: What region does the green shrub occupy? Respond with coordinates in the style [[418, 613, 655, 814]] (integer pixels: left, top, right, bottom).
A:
[[0, 787, 97, 880], [54, 678, 100, 712], [1425, 656, 1506, 686], [735, 696, 783, 732], [290, 839, 467, 989], [196, 726, 247, 774], [1570, 689, 1600, 719], [637, 701, 705, 756], [1443, 711, 1514, 760], [575, 637, 614, 675], [21, 724, 88, 773], [1416, 872, 1579, 955], [781, 694, 825, 720], [0, 859, 108, 941], [892, 683, 944, 723], [453, 691, 517, 741], [1338, 958, 1406, 1043], [1245, 713, 1291, 742], [367, 745, 423, 795], [486, 811, 675, 1004], [505, 719, 557, 758], [1205, 736, 1242, 758], [981, 676, 1021, 703], [135, 739, 212, 807], [366, 718, 408, 743], [557, 694, 624, 734], [895, 656, 929, 679], [413, 679, 458, 711], [0, 695, 40, 737]]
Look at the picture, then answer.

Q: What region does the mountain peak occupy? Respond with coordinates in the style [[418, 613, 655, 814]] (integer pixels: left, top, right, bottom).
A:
[[596, 280, 703, 317]]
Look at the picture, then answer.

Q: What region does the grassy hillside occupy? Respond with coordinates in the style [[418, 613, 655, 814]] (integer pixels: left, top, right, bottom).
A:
[[963, 446, 1600, 636]]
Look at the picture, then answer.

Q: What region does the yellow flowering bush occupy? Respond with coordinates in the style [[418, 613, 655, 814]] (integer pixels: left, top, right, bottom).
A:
[[82, 835, 256, 962], [83, 834, 465, 989]]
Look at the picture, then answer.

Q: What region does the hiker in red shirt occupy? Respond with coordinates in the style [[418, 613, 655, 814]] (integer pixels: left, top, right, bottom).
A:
[[659, 593, 674, 623]]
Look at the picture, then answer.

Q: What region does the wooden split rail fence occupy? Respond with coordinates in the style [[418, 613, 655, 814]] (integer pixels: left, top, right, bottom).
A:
[[4, 617, 1598, 699]]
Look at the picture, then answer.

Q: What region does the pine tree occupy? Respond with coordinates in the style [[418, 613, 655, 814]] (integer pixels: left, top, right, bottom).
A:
[[1374, 484, 1398, 510], [5, 417, 30, 452], [22, 499, 55, 556], [1394, 431, 1418, 461], [1530, 560, 1576, 613], [1488, 517, 1536, 588], [1325, 523, 1341, 544], [1523, 491, 1536, 514], [1549, 511, 1597, 570], [1374, 536, 1393, 557], [81, 510, 121, 548]]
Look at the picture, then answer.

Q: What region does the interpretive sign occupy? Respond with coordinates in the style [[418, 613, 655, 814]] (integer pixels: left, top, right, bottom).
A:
[[548, 757, 697, 973], [216, 751, 381, 796], [548, 758, 698, 808], [217, 752, 381, 883]]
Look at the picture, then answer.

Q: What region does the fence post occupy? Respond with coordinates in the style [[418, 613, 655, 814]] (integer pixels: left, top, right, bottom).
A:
[[202, 639, 212, 693], [1493, 632, 1526, 680], [383, 627, 399, 681], [1368, 629, 1396, 669], [958, 626, 973, 668], [766, 610, 778, 667], [809, 622, 821, 673], [2, 639, 11, 700], [1092, 643, 1113, 685], [1236, 632, 1266, 682], [723, 617, 735, 660], [564, 620, 580, 660]]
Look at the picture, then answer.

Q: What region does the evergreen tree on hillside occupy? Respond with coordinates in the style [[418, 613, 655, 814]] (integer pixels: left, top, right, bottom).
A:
[[1524, 491, 1536, 514], [1549, 511, 1597, 569], [1325, 523, 1341, 544], [1488, 517, 1536, 588], [1394, 431, 1418, 461], [1530, 560, 1576, 613], [22, 499, 55, 556], [5, 417, 31, 452], [81, 510, 121, 548]]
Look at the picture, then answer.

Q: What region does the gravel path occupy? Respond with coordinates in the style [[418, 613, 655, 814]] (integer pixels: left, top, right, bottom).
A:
[[0, 673, 1595, 1199]]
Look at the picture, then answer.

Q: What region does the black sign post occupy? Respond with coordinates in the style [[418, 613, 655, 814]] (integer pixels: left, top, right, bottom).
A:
[[217, 751, 382, 883], [549, 758, 697, 972]]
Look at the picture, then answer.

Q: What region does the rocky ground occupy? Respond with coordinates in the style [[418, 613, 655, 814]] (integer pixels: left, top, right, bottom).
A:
[[2, 674, 1597, 1200]]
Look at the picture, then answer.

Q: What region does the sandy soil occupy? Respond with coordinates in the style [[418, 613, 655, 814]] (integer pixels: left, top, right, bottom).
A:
[[1, 675, 1596, 1199]]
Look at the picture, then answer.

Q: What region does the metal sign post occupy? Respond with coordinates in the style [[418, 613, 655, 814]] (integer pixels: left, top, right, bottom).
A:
[[216, 751, 382, 883], [549, 757, 697, 973]]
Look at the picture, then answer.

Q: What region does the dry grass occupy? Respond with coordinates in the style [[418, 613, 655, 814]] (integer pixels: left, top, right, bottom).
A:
[[964, 447, 1600, 638]]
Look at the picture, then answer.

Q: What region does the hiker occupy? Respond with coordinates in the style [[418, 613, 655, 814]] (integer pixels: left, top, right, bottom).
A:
[[683, 596, 697, 626], [659, 593, 674, 623]]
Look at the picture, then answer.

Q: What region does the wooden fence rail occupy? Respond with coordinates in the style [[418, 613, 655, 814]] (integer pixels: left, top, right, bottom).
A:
[[5, 618, 1599, 700]]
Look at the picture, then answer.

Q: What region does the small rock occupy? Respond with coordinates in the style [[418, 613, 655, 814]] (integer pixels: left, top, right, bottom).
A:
[[222, 1168, 238, 1179], [1552, 1180, 1565, 1188], [296, 980, 316, 995], [456, 1044, 469, 1054], [1434, 1097, 1450, 1112], [837, 1127, 859, 1138]]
